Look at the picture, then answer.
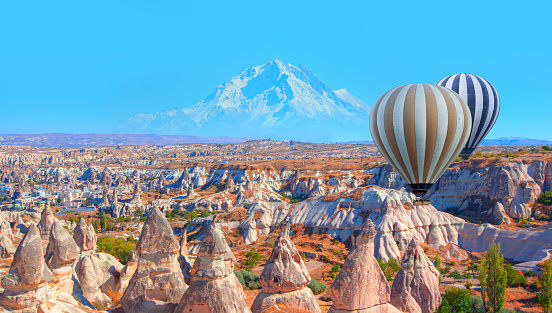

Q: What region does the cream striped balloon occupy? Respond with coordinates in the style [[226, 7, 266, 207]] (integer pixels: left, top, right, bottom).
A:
[[369, 83, 472, 196]]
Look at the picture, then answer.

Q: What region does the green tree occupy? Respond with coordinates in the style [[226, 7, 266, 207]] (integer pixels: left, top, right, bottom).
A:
[[438, 287, 472, 313], [331, 263, 341, 273], [434, 255, 442, 272], [479, 255, 488, 311], [84, 200, 92, 206], [538, 260, 552, 313], [482, 243, 507, 313], [100, 212, 108, 231], [543, 145, 551, 151]]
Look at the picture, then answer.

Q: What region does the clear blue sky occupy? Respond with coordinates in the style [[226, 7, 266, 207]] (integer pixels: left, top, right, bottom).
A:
[[1, 0, 550, 139]]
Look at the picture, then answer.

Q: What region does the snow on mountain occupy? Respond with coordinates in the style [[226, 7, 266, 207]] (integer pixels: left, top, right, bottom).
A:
[[125, 59, 371, 142]]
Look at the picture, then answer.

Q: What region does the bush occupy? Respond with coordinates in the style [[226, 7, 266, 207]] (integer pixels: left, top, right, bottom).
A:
[[234, 269, 260, 289], [465, 281, 473, 290], [378, 258, 401, 281], [505, 264, 528, 287], [538, 191, 552, 205], [440, 287, 472, 313], [543, 145, 551, 151], [97, 237, 136, 264], [244, 248, 263, 268], [471, 295, 485, 313], [307, 279, 327, 295], [524, 270, 534, 277], [331, 264, 341, 273]]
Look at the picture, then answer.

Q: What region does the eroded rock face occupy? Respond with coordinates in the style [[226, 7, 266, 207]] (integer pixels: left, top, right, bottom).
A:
[[0, 233, 16, 258], [73, 218, 97, 252], [252, 221, 320, 313], [72, 252, 123, 306], [390, 238, 441, 313], [329, 220, 396, 312], [45, 221, 81, 269], [38, 207, 55, 237], [0, 217, 13, 241], [175, 224, 250, 313], [121, 207, 187, 313], [0, 224, 53, 310]]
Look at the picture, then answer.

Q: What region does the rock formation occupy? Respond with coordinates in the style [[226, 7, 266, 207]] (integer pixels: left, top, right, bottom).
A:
[[37, 206, 55, 237], [73, 218, 97, 252], [328, 219, 400, 313], [0, 217, 13, 240], [179, 230, 193, 284], [72, 252, 123, 306], [390, 238, 441, 313], [225, 175, 235, 191], [251, 221, 320, 313], [121, 207, 187, 313], [45, 221, 81, 270], [0, 224, 53, 311], [0, 233, 16, 258], [175, 224, 250, 313]]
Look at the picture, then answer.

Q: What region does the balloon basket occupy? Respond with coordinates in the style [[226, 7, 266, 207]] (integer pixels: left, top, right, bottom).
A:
[[413, 198, 430, 205]]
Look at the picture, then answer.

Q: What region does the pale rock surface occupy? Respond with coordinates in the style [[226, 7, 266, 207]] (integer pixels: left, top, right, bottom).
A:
[[175, 224, 250, 313], [0, 234, 15, 258], [44, 221, 81, 270], [251, 221, 320, 313], [121, 207, 187, 313], [0, 218, 13, 241], [72, 252, 123, 306], [73, 218, 97, 252], [390, 238, 441, 313], [0, 224, 53, 311], [328, 219, 398, 313], [38, 207, 55, 237]]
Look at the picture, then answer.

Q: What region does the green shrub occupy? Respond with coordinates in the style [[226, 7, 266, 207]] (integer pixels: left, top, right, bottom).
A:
[[505, 264, 528, 287], [97, 236, 136, 265], [331, 264, 341, 273], [471, 295, 485, 313], [307, 279, 327, 295], [244, 248, 263, 268], [440, 287, 472, 313], [234, 269, 260, 289], [524, 270, 534, 277], [538, 191, 552, 205]]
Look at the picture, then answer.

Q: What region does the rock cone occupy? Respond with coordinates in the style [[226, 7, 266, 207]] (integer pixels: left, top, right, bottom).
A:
[[175, 224, 250, 313], [121, 207, 187, 313], [73, 218, 97, 252], [0, 224, 53, 311], [328, 219, 400, 313], [252, 221, 320, 313], [37, 207, 55, 237], [390, 238, 441, 313], [0, 233, 15, 258], [45, 221, 81, 269]]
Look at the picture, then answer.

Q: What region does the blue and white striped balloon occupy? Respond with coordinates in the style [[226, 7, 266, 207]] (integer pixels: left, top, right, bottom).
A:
[[437, 73, 500, 159]]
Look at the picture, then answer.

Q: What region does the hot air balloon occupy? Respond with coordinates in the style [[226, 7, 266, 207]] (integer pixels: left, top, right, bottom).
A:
[[436, 73, 500, 160], [369, 84, 472, 198]]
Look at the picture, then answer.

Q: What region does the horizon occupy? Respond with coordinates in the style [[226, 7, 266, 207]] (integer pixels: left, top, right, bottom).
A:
[[1, 1, 551, 141]]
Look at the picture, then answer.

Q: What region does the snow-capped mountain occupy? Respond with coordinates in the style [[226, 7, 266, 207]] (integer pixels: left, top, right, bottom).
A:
[[125, 59, 371, 142]]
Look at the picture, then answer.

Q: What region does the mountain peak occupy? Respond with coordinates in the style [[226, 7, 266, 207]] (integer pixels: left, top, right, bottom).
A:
[[125, 60, 371, 142]]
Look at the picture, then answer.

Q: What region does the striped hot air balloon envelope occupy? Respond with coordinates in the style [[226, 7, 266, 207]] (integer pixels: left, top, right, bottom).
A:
[[369, 84, 472, 197], [437, 73, 500, 160]]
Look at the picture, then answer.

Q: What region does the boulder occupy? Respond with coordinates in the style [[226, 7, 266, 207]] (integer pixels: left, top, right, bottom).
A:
[[121, 207, 187, 313], [251, 221, 320, 313], [73, 218, 97, 252], [328, 219, 399, 313], [390, 238, 441, 313], [175, 224, 250, 313]]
